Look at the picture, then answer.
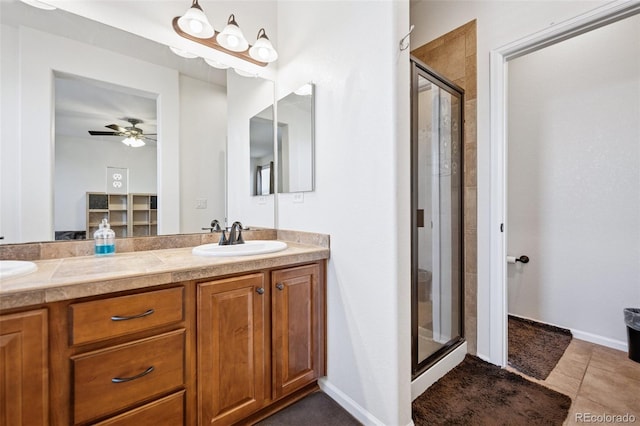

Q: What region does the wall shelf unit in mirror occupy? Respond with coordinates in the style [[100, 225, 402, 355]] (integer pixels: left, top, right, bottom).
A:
[[277, 83, 315, 193]]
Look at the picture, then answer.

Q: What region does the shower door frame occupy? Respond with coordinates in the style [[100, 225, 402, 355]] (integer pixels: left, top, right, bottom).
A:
[[410, 57, 465, 377]]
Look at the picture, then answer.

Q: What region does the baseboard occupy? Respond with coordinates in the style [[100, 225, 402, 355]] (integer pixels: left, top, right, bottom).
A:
[[508, 313, 628, 352], [411, 341, 467, 401], [570, 328, 628, 352], [318, 379, 387, 426]]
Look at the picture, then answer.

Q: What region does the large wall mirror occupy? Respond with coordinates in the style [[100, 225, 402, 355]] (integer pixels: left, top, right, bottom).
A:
[[0, 0, 275, 244]]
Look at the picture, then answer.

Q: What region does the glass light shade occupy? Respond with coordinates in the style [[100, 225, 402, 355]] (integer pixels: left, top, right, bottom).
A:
[[294, 84, 313, 96], [169, 46, 198, 59], [122, 137, 145, 148], [233, 68, 257, 78], [204, 58, 230, 69], [216, 15, 249, 52], [19, 0, 56, 10], [177, 4, 214, 39], [249, 29, 278, 63]]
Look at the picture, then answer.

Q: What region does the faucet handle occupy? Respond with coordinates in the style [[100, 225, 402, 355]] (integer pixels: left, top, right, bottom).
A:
[[211, 219, 222, 231], [218, 229, 228, 245]]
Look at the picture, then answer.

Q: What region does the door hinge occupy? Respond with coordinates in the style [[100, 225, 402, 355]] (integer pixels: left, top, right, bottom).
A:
[[500, 223, 504, 232]]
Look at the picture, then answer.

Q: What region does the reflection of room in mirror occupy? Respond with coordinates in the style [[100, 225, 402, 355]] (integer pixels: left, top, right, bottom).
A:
[[277, 84, 315, 193], [54, 74, 157, 240], [250, 106, 275, 196]]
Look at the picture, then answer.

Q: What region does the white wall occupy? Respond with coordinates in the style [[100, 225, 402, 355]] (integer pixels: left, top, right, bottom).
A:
[[179, 75, 227, 233], [0, 24, 180, 243], [54, 137, 157, 232], [410, 0, 612, 361], [507, 15, 640, 348], [227, 71, 275, 228], [276, 1, 412, 425]]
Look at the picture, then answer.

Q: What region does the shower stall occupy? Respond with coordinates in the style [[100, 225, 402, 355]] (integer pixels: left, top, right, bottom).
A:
[[411, 57, 464, 376]]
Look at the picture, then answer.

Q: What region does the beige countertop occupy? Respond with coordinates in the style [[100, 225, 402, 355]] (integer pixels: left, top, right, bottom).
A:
[[0, 240, 329, 311]]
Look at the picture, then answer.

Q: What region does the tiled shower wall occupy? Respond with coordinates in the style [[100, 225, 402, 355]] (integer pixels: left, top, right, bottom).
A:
[[412, 20, 478, 354]]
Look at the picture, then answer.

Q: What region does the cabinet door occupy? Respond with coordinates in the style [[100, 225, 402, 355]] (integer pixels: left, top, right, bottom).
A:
[[272, 264, 322, 399], [198, 274, 267, 425], [0, 309, 48, 426]]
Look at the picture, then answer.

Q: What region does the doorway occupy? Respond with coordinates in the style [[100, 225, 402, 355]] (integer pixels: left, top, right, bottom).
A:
[[411, 57, 465, 376], [489, 1, 640, 366]]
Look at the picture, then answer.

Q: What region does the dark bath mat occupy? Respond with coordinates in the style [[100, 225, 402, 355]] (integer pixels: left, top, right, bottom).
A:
[[255, 392, 362, 426], [508, 315, 572, 380], [412, 355, 572, 425]]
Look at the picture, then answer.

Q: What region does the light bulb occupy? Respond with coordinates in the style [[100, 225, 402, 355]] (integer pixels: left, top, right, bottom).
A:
[[227, 35, 239, 48]]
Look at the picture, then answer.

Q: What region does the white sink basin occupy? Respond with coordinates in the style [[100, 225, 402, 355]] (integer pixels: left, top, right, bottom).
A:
[[192, 240, 288, 257], [0, 260, 38, 279]]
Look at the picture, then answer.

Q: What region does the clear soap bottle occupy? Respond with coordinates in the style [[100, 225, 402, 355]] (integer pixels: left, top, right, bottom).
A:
[[94, 218, 116, 256]]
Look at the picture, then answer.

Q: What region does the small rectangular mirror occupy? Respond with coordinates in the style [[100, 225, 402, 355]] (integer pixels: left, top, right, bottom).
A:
[[250, 106, 275, 196], [277, 83, 315, 193]]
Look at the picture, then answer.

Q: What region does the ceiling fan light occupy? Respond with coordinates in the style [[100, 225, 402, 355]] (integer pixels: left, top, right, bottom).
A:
[[122, 136, 145, 148], [204, 58, 230, 69], [169, 46, 198, 59], [19, 0, 56, 10], [249, 29, 278, 63], [216, 14, 249, 52], [177, 1, 214, 39]]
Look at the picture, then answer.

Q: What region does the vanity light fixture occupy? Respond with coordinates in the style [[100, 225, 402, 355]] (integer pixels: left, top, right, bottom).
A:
[[249, 29, 278, 63], [176, 0, 214, 38], [172, 2, 277, 67], [19, 0, 56, 10], [122, 136, 145, 148], [169, 46, 198, 59], [204, 58, 230, 69], [216, 15, 249, 52]]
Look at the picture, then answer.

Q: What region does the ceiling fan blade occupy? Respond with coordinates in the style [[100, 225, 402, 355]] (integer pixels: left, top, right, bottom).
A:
[[142, 136, 157, 142], [143, 133, 157, 136], [88, 131, 119, 136], [105, 124, 128, 133]]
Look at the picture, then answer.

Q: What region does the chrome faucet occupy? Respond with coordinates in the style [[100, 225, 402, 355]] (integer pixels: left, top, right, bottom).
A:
[[201, 219, 222, 233], [227, 221, 245, 245]]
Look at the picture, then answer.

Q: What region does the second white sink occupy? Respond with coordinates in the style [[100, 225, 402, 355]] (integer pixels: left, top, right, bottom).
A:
[[192, 240, 288, 257], [0, 260, 38, 279]]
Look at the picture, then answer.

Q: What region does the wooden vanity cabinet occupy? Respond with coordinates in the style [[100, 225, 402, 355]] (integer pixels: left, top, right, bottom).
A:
[[0, 309, 48, 426], [47, 285, 190, 426], [272, 264, 323, 400], [197, 262, 325, 425]]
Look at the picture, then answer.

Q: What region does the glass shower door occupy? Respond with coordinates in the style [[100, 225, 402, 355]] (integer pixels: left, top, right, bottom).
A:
[[411, 59, 464, 374]]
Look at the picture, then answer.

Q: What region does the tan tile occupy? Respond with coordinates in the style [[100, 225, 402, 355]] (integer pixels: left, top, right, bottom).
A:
[[580, 365, 640, 414], [589, 344, 640, 382], [464, 99, 477, 146], [565, 338, 596, 359], [464, 231, 476, 274], [466, 313, 477, 355], [465, 22, 477, 57], [464, 143, 477, 188], [545, 370, 581, 399], [0, 243, 41, 261], [552, 351, 590, 381], [464, 273, 477, 317], [565, 396, 612, 426], [464, 187, 477, 232], [465, 54, 477, 100]]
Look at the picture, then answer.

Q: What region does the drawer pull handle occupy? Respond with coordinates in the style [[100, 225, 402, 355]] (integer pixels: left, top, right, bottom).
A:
[[111, 366, 154, 383], [276, 283, 285, 290], [256, 287, 265, 295], [111, 309, 155, 321]]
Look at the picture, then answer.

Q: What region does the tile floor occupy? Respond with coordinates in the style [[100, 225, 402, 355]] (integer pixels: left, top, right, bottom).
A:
[[507, 339, 640, 425]]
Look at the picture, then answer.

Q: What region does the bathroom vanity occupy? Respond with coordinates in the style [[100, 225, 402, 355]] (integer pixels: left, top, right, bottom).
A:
[[0, 231, 328, 426]]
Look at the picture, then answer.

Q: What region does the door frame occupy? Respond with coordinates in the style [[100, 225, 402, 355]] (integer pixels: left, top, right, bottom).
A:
[[488, 0, 640, 367]]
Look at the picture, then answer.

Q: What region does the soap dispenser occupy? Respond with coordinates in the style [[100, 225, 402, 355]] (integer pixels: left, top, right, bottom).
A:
[[94, 218, 116, 256]]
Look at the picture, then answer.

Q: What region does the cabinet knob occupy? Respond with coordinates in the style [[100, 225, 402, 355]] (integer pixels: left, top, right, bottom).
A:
[[256, 287, 265, 295], [276, 283, 285, 291]]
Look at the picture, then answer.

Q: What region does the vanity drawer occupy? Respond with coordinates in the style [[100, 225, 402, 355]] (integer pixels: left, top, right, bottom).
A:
[[72, 329, 185, 424], [70, 287, 184, 345], [93, 390, 185, 426]]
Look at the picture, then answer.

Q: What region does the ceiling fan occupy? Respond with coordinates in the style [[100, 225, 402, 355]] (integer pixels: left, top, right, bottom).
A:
[[88, 118, 156, 147]]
